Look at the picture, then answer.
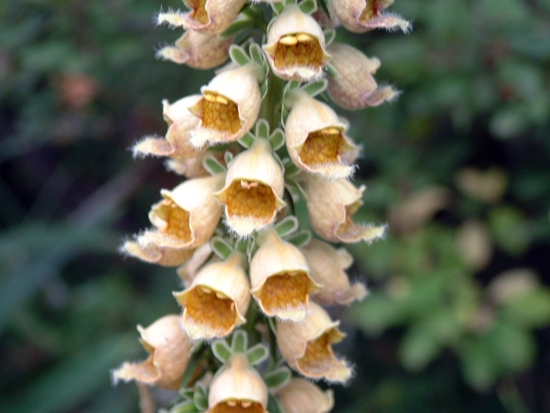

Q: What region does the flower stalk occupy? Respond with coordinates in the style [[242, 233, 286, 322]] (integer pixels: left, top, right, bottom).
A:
[[113, 0, 409, 411]]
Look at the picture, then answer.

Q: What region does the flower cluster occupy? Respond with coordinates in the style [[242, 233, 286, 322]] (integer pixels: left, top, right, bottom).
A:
[[113, 0, 408, 411]]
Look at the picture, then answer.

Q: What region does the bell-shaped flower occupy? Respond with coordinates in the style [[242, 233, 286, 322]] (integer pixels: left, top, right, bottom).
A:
[[250, 229, 320, 321], [331, 0, 411, 33], [277, 378, 334, 413], [302, 239, 367, 306], [301, 174, 386, 244], [166, 151, 210, 178], [112, 315, 194, 390], [121, 240, 195, 267], [207, 353, 268, 413], [285, 92, 358, 179], [327, 43, 399, 110], [188, 64, 263, 148], [215, 139, 286, 236], [263, 6, 331, 81], [138, 174, 225, 249], [276, 302, 352, 383], [133, 95, 202, 159], [178, 0, 246, 34], [173, 252, 251, 340], [157, 30, 234, 69]]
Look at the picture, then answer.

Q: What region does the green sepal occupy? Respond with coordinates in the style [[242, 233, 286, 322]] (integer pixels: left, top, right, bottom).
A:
[[285, 0, 298, 6], [231, 330, 248, 353], [298, 0, 317, 14], [260, 78, 269, 100], [229, 45, 251, 66], [170, 401, 199, 413], [246, 344, 269, 366], [324, 28, 336, 46], [267, 394, 284, 413], [239, 131, 256, 149], [203, 154, 227, 175], [249, 42, 265, 67], [318, 0, 331, 21], [325, 62, 338, 78], [301, 79, 328, 97], [210, 236, 234, 260], [272, 1, 285, 15], [193, 385, 208, 412], [283, 159, 301, 178], [235, 238, 250, 256], [255, 119, 270, 139], [274, 216, 299, 238], [220, 14, 254, 38], [269, 128, 285, 150], [286, 178, 308, 202], [284, 230, 312, 247], [212, 340, 232, 363], [263, 366, 292, 390], [178, 388, 195, 400], [224, 151, 234, 166]]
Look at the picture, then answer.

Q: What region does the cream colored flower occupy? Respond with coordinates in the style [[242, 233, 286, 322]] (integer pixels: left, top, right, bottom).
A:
[[165, 151, 211, 178], [173, 253, 250, 340], [133, 95, 203, 159], [215, 139, 286, 236], [277, 378, 334, 413], [207, 353, 268, 413], [263, 6, 331, 81], [122, 240, 195, 267], [157, 30, 234, 69], [302, 239, 367, 306], [250, 229, 320, 321], [180, 0, 246, 34], [189, 64, 263, 147], [138, 174, 225, 249], [331, 0, 411, 33], [327, 43, 399, 110], [176, 242, 213, 286], [276, 302, 352, 383], [302, 174, 386, 243], [112, 315, 193, 390], [285, 92, 357, 179]]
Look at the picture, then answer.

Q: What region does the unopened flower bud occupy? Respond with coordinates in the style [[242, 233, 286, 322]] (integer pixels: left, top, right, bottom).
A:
[[133, 95, 202, 159], [277, 302, 352, 383], [331, 0, 411, 33], [165, 151, 210, 178], [277, 378, 334, 413], [157, 30, 234, 69], [285, 92, 357, 179], [189, 65, 262, 147], [173, 253, 251, 340], [138, 174, 225, 249], [112, 315, 193, 390], [207, 353, 268, 413], [179, 0, 246, 34], [250, 229, 320, 321], [216, 139, 286, 236], [302, 174, 386, 244], [263, 6, 331, 81], [122, 240, 195, 267], [327, 43, 399, 110], [302, 239, 367, 306]]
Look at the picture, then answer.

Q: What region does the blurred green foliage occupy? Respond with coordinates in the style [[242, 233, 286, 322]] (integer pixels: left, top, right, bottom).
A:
[[1, 0, 549, 412]]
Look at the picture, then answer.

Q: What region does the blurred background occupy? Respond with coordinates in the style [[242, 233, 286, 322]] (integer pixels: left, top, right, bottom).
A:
[[1, 0, 549, 412]]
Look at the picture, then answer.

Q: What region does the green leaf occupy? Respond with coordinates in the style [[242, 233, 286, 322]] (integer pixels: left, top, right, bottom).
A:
[[284, 230, 311, 247], [210, 237, 233, 260], [298, 0, 317, 14], [269, 128, 285, 150], [399, 324, 442, 371], [229, 45, 251, 66], [246, 344, 269, 366], [239, 132, 256, 149], [501, 288, 550, 328], [460, 338, 499, 391], [263, 367, 291, 390], [255, 119, 270, 139], [203, 155, 227, 175], [212, 340, 233, 363], [325, 62, 338, 78], [231, 330, 248, 352], [274, 216, 299, 238], [318, 0, 331, 21], [300, 79, 328, 97]]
